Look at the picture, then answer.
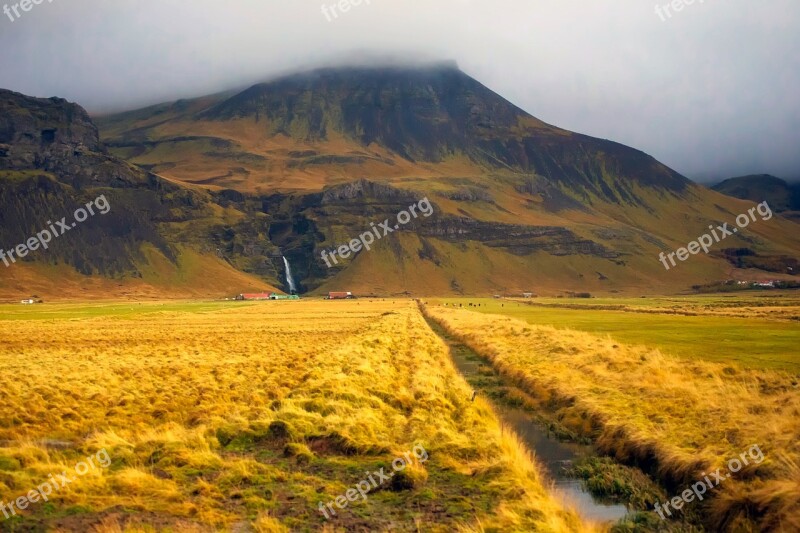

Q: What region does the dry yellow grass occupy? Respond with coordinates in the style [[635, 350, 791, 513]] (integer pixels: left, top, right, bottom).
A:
[[0, 300, 589, 532], [505, 297, 800, 322], [0, 247, 278, 303], [423, 304, 800, 531]]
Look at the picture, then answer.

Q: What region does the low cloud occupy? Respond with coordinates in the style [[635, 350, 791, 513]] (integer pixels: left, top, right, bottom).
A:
[[0, 0, 797, 181]]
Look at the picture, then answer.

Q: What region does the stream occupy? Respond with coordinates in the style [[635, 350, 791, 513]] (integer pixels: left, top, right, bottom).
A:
[[428, 317, 629, 524]]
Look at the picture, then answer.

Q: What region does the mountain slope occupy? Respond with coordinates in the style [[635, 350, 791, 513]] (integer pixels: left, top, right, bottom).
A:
[[3, 64, 799, 298], [0, 89, 282, 300]]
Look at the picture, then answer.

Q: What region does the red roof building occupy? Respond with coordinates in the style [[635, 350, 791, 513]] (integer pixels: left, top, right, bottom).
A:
[[236, 293, 273, 301]]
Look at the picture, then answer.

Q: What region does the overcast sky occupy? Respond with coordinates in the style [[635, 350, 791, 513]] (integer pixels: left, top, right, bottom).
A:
[[1, 0, 798, 182]]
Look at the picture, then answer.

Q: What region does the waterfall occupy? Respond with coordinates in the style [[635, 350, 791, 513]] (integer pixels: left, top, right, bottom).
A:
[[283, 256, 297, 294]]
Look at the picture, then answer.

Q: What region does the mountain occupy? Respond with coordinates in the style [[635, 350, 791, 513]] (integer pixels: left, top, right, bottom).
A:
[[713, 175, 800, 217], [3, 65, 799, 299], [97, 65, 689, 202], [0, 89, 281, 300]]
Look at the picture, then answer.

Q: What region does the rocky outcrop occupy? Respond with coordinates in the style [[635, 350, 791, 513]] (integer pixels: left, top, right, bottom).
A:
[[321, 179, 419, 204], [0, 90, 100, 150], [0, 89, 156, 190], [418, 217, 620, 258], [438, 187, 494, 203]]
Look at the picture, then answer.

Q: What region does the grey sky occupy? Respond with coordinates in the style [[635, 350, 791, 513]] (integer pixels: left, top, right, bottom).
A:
[[1, 0, 798, 182]]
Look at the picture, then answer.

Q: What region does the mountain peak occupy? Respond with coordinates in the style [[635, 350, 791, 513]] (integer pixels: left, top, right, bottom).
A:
[[713, 174, 800, 212], [200, 63, 529, 160], [191, 65, 688, 199]]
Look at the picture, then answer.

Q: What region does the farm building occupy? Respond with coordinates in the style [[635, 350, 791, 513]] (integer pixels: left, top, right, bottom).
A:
[[235, 293, 272, 301], [326, 291, 355, 300]]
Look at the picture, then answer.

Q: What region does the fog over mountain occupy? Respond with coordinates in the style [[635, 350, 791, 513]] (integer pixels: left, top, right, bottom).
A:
[[0, 0, 798, 181]]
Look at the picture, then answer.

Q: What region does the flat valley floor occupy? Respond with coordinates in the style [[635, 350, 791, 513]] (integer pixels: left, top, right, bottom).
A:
[[1, 294, 798, 532]]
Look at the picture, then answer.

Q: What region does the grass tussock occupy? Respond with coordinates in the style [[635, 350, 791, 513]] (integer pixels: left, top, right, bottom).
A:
[[423, 304, 800, 531]]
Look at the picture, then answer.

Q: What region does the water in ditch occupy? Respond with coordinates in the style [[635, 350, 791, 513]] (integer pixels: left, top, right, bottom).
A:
[[430, 319, 629, 524]]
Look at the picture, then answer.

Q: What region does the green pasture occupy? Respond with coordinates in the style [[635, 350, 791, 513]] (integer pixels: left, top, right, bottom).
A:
[[434, 297, 800, 371]]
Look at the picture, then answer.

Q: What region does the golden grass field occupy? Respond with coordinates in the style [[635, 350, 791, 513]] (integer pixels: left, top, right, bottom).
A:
[[0, 300, 587, 532], [422, 300, 800, 531], [1, 296, 798, 532]]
